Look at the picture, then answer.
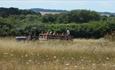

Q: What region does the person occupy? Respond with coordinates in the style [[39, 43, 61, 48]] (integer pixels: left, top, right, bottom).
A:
[[66, 30, 70, 36], [28, 32, 32, 40], [49, 31, 52, 35]]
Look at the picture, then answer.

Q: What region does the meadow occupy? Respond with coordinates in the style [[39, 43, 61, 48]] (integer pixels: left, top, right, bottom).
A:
[[0, 38, 115, 70]]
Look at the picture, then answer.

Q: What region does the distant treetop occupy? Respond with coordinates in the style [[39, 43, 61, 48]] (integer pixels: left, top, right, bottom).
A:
[[0, 7, 41, 17]]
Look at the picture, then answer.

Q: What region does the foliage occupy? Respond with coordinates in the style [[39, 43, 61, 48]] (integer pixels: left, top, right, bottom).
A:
[[0, 7, 115, 38], [42, 10, 101, 23], [0, 7, 41, 17]]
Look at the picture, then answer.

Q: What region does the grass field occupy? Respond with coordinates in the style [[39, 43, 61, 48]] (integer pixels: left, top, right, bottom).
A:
[[0, 38, 115, 70]]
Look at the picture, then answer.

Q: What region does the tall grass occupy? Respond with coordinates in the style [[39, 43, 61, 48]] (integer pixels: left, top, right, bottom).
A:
[[105, 31, 115, 41], [0, 38, 115, 70]]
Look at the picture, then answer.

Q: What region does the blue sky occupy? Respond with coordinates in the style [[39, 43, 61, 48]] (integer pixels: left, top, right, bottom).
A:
[[0, 0, 114, 12]]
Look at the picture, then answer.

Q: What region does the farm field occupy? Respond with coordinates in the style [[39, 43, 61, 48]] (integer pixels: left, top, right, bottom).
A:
[[0, 38, 115, 70]]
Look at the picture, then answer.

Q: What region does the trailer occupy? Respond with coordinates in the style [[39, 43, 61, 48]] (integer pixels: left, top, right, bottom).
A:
[[39, 33, 73, 40], [16, 30, 73, 41]]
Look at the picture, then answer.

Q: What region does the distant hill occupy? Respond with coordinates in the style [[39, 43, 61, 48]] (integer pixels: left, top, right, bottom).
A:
[[30, 8, 67, 15], [99, 12, 115, 17], [30, 8, 115, 16], [30, 8, 67, 12]]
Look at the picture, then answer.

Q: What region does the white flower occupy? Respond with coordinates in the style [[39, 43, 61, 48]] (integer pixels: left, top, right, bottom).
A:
[[26, 62, 29, 64], [28, 59, 32, 62], [3, 53, 8, 55], [74, 65, 77, 68], [102, 63, 106, 66], [112, 65, 115, 67], [21, 56, 24, 58], [25, 54, 28, 57], [37, 54, 39, 56], [10, 54, 14, 56], [81, 59, 84, 61], [43, 62, 46, 64], [53, 56, 57, 59], [65, 63, 70, 66], [37, 63, 40, 65], [64, 67, 69, 70], [82, 67, 84, 69], [106, 57, 109, 60], [92, 63, 96, 66]]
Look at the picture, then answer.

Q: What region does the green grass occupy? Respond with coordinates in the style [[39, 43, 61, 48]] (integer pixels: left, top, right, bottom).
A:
[[0, 38, 115, 70]]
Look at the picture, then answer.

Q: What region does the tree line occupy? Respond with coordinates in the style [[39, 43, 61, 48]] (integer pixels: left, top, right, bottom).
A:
[[0, 7, 115, 38], [42, 10, 100, 23], [0, 7, 41, 17]]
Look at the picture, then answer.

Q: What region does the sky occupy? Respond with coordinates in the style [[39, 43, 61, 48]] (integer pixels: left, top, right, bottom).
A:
[[0, 0, 114, 12]]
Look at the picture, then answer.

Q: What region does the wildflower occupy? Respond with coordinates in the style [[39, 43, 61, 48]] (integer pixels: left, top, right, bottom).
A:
[[64, 67, 69, 70], [26, 62, 29, 64], [37, 54, 39, 57], [53, 56, 57, 59], [106, 57, 109, 60], [43, 62, 46, 64], [74, 65, 77, 68], [28, 59, 32, 62], [82, 66, 84, 69], [30, 53, 34, 56], [25, 54, 28, 57], [112, 65, 115, 67], [71, 57, 74, 60], [3, 53, 8, 55], [10, 50, 14, 53], [37, 63, 40, 65], [46, 55, 49, 58], [10, 54, 14, 56], [81, 59, 84, 62], [92, 63, 96, 66], [21, 56, 24, 58], [88, 60, 91, 63], [102, 63, 106, 66], [65, 63, 70, 66]]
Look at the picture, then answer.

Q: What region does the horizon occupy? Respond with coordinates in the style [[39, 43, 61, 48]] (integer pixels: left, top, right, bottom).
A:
[[0, 0, 115, 13]]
